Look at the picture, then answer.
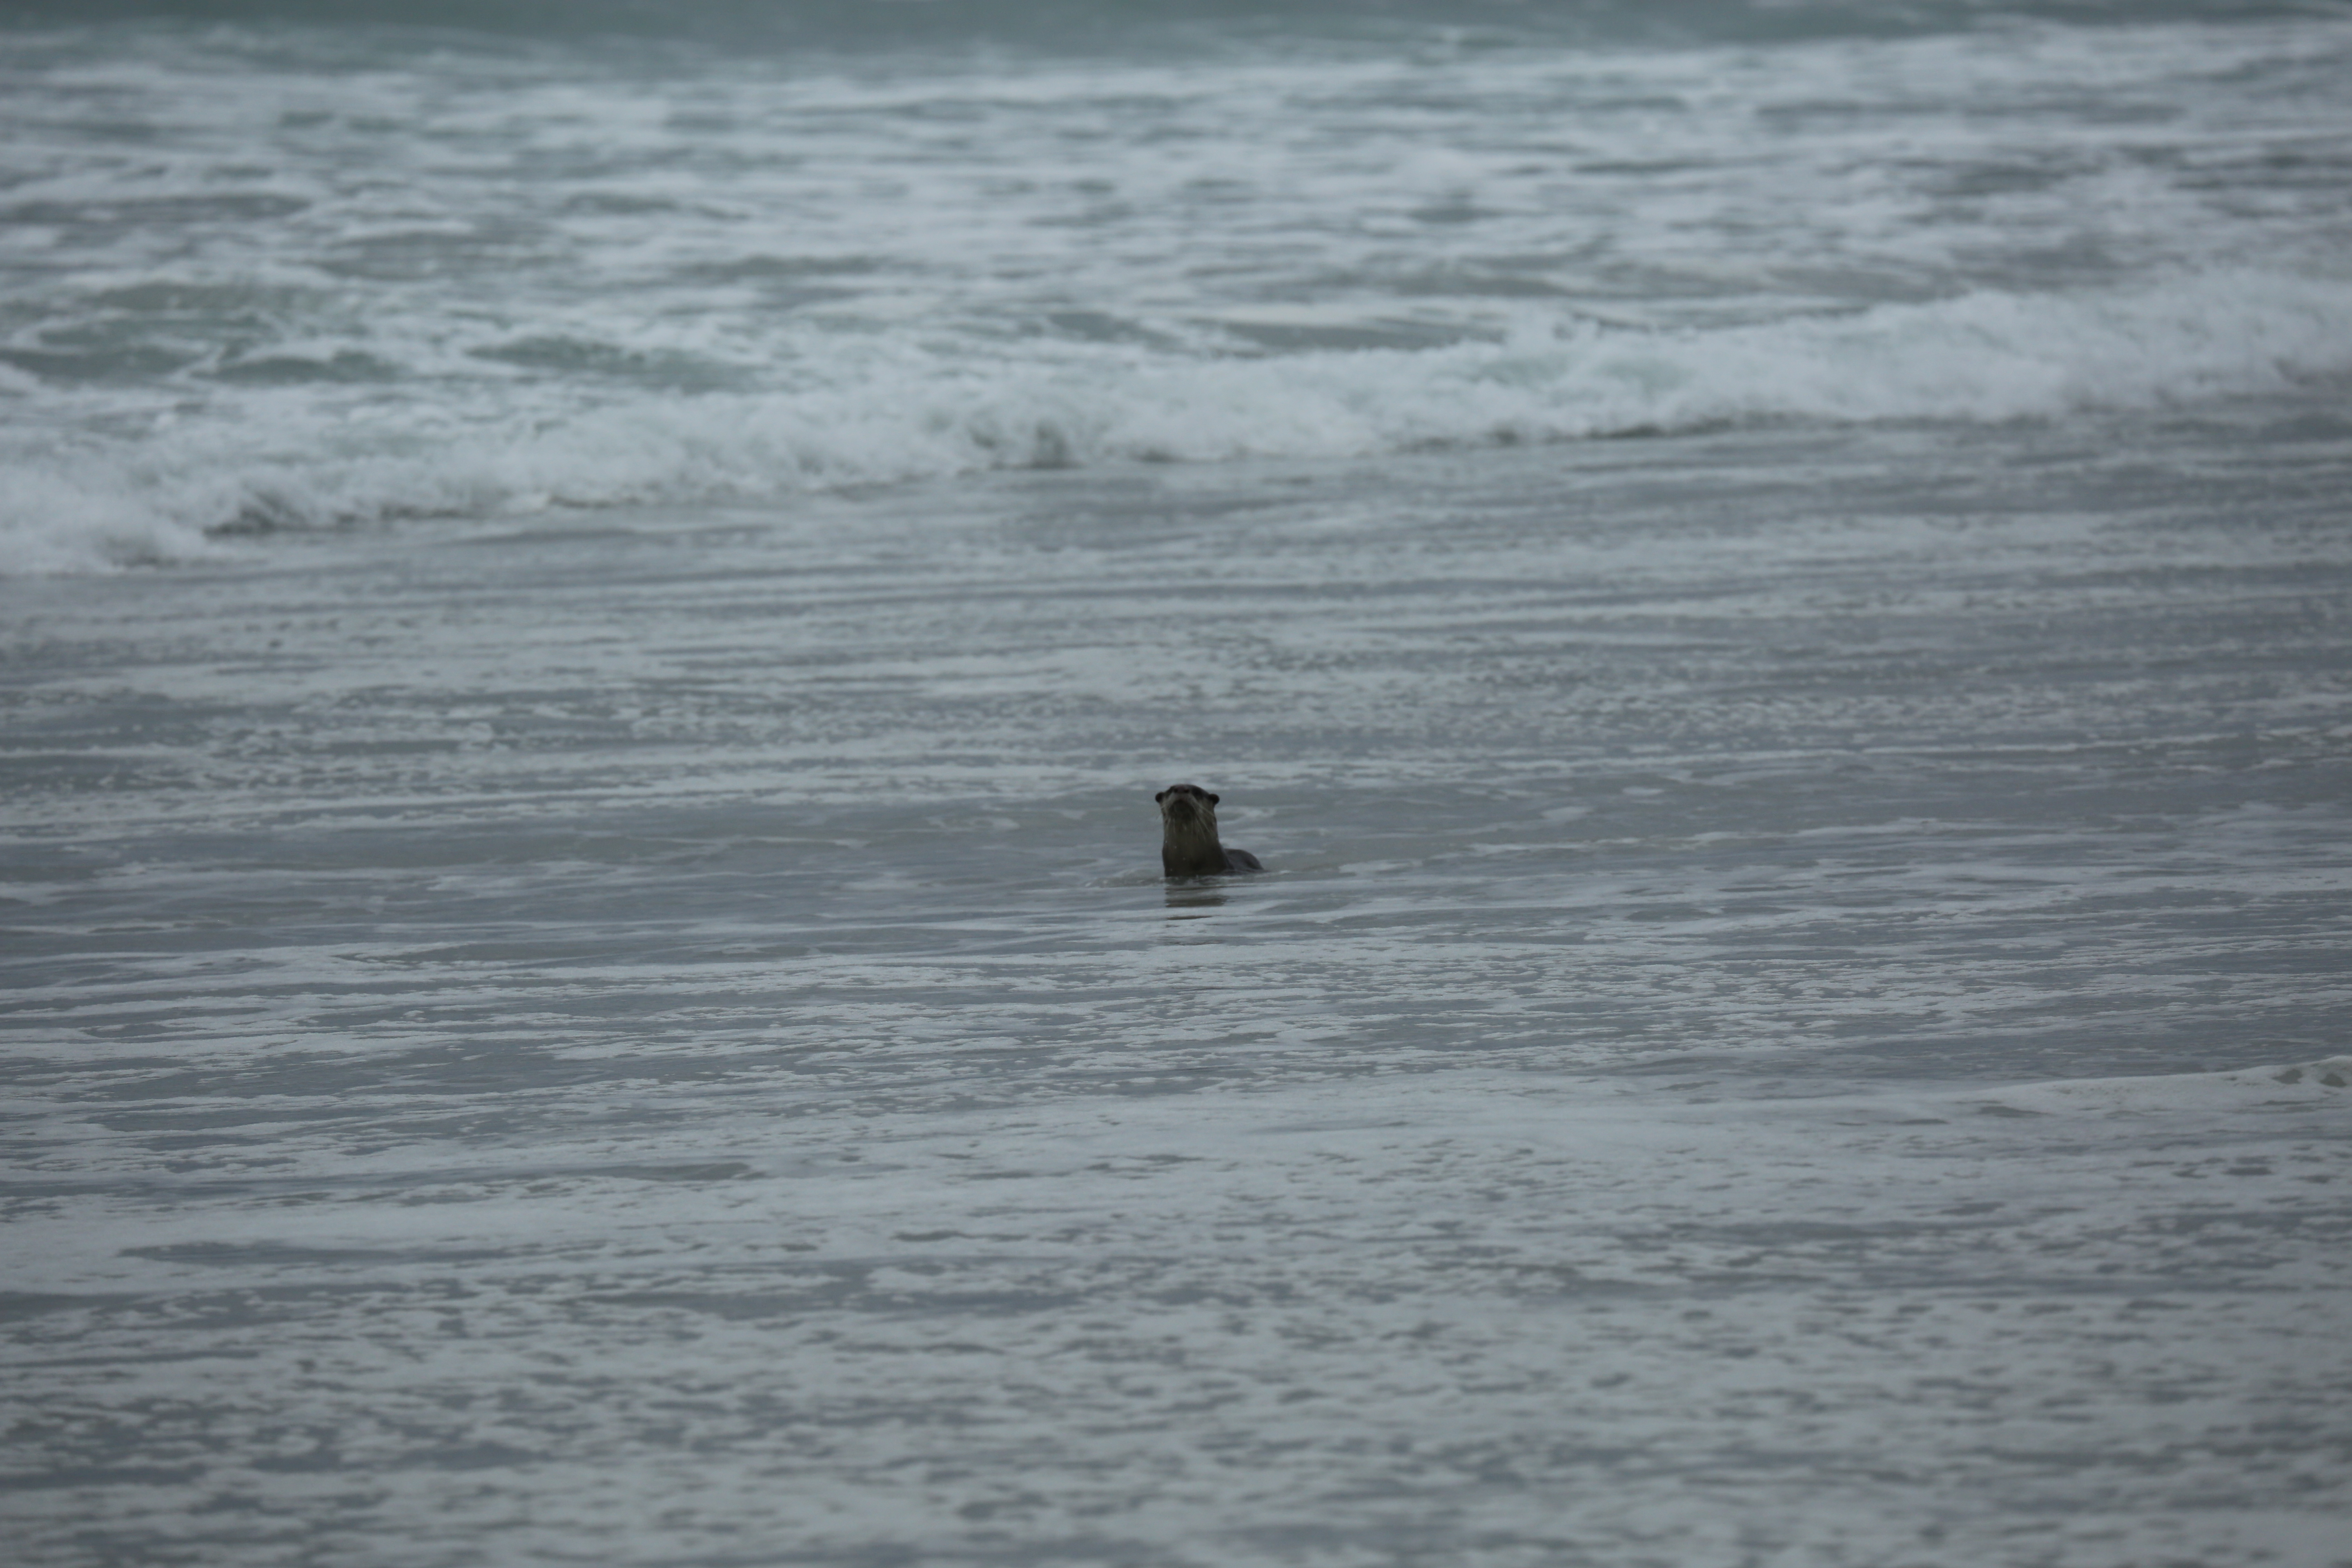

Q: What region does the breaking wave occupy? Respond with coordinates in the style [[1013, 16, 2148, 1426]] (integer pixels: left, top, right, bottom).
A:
[[7, 269, 2351, 574]]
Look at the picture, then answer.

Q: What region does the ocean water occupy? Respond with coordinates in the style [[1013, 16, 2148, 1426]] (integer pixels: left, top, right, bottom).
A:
[[4, 3, 2351, 1565]]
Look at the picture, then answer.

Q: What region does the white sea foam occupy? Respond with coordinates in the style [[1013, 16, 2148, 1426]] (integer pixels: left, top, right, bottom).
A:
[[7, 269, 2349, 575], [0, 466, 223, 577], [9, 7, 2352, 574]]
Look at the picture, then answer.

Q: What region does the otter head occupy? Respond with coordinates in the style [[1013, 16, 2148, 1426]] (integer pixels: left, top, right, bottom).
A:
[[1155, 782, 1229, 876], [1154, 782, 1220, 829]]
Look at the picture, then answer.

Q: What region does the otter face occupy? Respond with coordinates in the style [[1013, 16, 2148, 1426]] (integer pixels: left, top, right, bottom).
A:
[[1155, 783, 1219, 824]]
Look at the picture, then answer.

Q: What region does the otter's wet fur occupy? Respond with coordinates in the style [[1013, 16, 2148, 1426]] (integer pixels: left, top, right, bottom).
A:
[[1155, 783, 1264, 877]]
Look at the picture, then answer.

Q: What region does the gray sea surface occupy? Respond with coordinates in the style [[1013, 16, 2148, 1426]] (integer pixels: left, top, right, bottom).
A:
[[7, 403, 2352, 1565], [7, 1, 2352, 1563]]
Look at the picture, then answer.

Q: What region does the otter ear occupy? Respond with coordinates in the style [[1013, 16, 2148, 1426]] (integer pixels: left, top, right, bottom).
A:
[[1154, 788, 1168, 802], [1207, 793, 1220, 804]]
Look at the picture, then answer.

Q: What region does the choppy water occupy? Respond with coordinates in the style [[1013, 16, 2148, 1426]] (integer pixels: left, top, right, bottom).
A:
[[7, 1, 2352, 571], [4, 3, 2352, 1566]]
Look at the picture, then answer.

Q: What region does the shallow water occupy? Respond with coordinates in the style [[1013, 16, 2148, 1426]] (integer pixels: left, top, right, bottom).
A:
[[7, 403, 2352, 1565]]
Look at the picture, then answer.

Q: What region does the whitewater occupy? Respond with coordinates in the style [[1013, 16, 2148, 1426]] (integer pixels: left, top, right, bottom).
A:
[[4, 4, 2351, 1566], [5, 8, 2352, 570]]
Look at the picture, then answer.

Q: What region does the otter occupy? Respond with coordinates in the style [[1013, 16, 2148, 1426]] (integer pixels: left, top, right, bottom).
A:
[[1155, 783, 1264, 876]]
